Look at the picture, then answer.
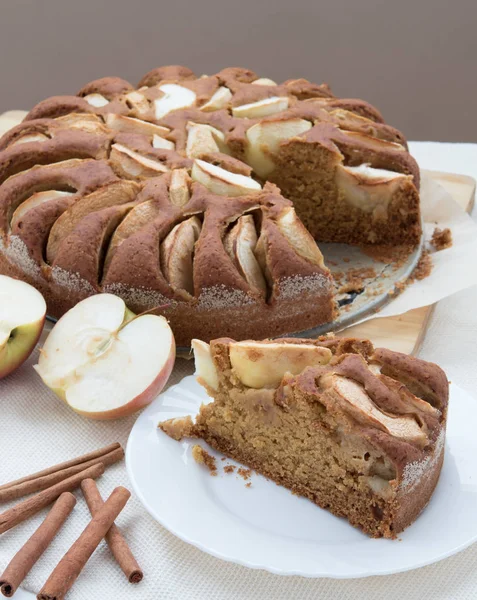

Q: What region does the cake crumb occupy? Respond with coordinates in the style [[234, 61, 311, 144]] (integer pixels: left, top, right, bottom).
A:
[[224, 465, 236, 474], [410, 250, 432, 282], [237, 467, 252, 481], [338, 267, 376, 294], [159, 415, 194, 441], [245, 482, 252, 488], [192, 445, 217, 475], [359, 244, 413, 266], [431, 227, 452, 251]]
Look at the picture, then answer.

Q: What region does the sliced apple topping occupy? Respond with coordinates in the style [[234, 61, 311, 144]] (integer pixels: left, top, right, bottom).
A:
[[83, 93, 109, 108], [224, 215, 266, 295], [10, 190, 75, 230], [322, 374, 427, 446], [245, 118, 312, 177], [34, 294, 175, 419], [191, 159, 261, 197], [103, 200, 160, 275], [124, 90, 150, 117], [152, 134, 175, 150], [169, 168, 191, 207], [105, 113, 170, 138], [110, 143, 169, 179], [186, 122, 228, 158], [0, 275, 46, 379], [10, 133, 49, 147], [252, 78, 278, 86], [154, 84, 197, 119], [277, 207, 325, 267], [47, 180, 139, 263], [336, 164, 411, 215], [229, 341, 332, 389], [192, 339, 219, 391], [160, 216, 201, 297], [254, 230, 273, 288], [232, 96, 289, 119], [200, 86, 232, 111], [341, 130, 405, 152]]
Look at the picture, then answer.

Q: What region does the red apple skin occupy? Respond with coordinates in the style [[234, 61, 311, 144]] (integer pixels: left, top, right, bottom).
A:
[[0, 315, 46, 380], [68, 338, 176, 420]]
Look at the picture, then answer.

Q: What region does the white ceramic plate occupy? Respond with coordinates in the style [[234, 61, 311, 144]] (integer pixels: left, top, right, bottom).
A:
[[126, 377, 477, 578]]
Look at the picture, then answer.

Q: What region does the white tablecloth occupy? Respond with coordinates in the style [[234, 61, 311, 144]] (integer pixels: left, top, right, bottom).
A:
[[2, 142, 477, 600]]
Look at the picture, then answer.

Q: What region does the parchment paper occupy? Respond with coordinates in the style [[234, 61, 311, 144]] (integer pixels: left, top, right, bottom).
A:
[[353, 174, 477, 323]]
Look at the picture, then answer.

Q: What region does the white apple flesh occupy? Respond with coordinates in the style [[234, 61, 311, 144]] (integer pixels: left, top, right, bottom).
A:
[[34, 294, 176, 419], [0, 275, 46, 379]]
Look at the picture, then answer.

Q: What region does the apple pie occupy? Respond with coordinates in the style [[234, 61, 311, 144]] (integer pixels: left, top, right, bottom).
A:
[[0, 66, 421, 346], [160, 336, 448, 538]]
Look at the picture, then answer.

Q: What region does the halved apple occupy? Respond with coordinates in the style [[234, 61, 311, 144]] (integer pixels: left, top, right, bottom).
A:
[[0, 275, 46, 379], [34, 294, 175, 419]]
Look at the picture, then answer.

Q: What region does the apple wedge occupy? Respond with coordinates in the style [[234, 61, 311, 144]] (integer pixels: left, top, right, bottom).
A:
[[154, 84, 197, 119], [0, 275, 46, 379], [84, 93, 109, 108], [251, 77, 278, 86], [34, 294, 175, 419], [321, 374, 427, 446], [232, 96, 289, 119], [200, 86, 232, 111], [192, 339, 219, 391], [191, 159, 261, 196], [228, 340, 332, 388]]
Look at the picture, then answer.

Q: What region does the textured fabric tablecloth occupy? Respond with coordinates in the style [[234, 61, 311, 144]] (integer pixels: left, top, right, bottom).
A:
[[1, 142, 476, 600]]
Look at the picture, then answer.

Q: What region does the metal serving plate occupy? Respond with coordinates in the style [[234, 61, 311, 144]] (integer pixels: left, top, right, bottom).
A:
[[290, 235, 423, 340], [46, 231, 423, 356]]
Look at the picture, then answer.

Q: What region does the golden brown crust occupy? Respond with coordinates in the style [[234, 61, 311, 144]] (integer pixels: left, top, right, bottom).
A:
[[137, 65, 197, 88], [77, 77, 134, 99]]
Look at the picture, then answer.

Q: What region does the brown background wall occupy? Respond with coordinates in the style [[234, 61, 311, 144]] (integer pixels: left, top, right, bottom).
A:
[[1, 0, 476, 142]]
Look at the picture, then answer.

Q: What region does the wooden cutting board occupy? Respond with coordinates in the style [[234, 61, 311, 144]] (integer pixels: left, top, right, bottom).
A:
[[0, 111, 474, 355]]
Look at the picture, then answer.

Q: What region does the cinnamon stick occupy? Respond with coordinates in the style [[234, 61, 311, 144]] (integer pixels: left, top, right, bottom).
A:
[[0, 493, 76, 598], [0, 446, 123, 503], [37, 486, 131, 600], [81, 479, 142, 583], [0, 463, 104, 536], [0, 443, 121, 497]]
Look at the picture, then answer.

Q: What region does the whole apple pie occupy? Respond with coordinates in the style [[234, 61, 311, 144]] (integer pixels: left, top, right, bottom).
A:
[[161, 335, 448, 538], [0, 66, 421, 346]]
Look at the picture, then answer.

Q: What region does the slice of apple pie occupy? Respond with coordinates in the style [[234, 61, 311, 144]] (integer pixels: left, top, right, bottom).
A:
[[160, 335, 448, 538]]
